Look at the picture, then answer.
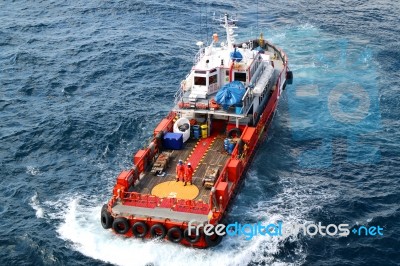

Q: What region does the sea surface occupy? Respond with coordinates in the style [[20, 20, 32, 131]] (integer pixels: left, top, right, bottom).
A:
[[1, 1, 399, 265]]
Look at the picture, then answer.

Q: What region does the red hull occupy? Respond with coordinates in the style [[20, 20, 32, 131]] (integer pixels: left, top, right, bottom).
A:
[[101, 39, 290, 248]]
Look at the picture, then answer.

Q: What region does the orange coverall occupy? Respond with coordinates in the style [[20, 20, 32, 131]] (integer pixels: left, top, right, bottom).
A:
[[176, 163, 185, 181], [185, 165, 193, 184]]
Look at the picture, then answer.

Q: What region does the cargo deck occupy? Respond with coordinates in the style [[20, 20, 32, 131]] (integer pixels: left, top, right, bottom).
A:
[[128, 135, 231, 204]]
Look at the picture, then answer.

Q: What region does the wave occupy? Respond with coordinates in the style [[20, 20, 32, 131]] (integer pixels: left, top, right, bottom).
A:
[[30, 193, 44, 219]]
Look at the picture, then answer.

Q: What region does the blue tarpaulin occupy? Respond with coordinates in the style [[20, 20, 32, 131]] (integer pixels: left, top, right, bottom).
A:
[[215, 81, 246, 110], [230, 48, 243, 62]]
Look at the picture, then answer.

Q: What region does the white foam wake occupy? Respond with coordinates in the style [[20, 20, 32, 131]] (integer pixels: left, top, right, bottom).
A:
[[52, 194, 308, 266], [30, 193, 44, 218], [50, 165, 332, 266], [26, 166, 41, 176]]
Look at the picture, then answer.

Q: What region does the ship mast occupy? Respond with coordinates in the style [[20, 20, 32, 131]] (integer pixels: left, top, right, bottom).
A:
[[221, 14, 237, 50]]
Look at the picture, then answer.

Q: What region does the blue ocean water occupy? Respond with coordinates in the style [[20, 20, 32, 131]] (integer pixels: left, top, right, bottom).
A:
[[1, 1, 399, 265]]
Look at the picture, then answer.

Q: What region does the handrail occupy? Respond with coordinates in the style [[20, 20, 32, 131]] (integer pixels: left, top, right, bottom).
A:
[[242, 87, 250, 101], [173, 87, 184, 107], [249, 60, 266, 87], [121, 191, 209, 214], [173, 199, 209, 215], [174, 73, 192, 107], [193, 47, 205, 65]]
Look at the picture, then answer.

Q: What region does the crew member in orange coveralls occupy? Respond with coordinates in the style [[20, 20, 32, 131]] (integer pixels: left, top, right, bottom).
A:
[[176, 160, 185, 182], [184, 162, 193, 186]]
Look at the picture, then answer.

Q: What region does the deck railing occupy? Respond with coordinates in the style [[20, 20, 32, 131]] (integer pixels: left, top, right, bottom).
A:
[[120, 191, 210, 215], [193, 47, 205, 65], [173, 86, 184, 107]]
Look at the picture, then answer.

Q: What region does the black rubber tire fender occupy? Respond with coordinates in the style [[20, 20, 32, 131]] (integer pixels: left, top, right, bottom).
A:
[[149, 223, 167, 239], [167, 227, 183, 243], [286, 71, 293, 85], [183, 228, 201, 244], [112, 217, 130, 235], [227, 128, 242, 138], [204, 227, 224, 247], [132, 221, 148, 238], [100, 209, 113, 229]]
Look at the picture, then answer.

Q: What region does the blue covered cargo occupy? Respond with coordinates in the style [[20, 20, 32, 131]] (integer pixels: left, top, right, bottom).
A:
[[163, 132, 184, 150], [215, 81, 246, 110], [230, 48, 243, 62]]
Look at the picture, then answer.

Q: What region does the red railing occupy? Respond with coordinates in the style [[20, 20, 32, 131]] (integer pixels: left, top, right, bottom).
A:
[[120, 191, 209, 215], [172, 199, 209, 215]]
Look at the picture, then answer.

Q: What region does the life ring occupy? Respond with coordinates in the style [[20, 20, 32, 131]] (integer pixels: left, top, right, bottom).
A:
[[112, 217, 130, 234], [204, 227, 224, 247], [150, 223, 167, 239], [132, 221, 148, 238], [227, 128, 242, 138], [167, 227, 183, 243], [100, 204, 113, 229], [183, 228, 201, 244]]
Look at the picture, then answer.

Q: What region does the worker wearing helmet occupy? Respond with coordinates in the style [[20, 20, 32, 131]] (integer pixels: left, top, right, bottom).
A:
[[184, 162, 193, 186], [176, 160, 185, 182]]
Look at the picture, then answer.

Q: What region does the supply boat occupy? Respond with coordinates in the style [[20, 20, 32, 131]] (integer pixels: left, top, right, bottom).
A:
[[101, 14, 293, 248]]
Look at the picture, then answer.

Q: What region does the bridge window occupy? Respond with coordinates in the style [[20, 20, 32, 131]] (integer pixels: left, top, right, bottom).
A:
[[194, 76, 207, 86], [234, 72, 247, 82], [209, 74, 218, 84]]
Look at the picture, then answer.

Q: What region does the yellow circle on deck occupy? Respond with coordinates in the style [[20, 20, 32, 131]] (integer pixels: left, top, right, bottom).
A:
[[151, 181, 199, 200]]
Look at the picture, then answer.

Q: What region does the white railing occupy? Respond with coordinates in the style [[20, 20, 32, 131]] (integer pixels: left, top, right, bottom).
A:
[[241, 87, 254, 115], [208, 83, 219, 94], [174, 86, 184, 107], [174, 73, 192, 107], [249, 61, 267, 87], [193, 47, 205, 65]]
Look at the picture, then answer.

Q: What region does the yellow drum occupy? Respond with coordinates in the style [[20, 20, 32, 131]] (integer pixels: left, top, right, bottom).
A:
[[201, 124, 208, 138]]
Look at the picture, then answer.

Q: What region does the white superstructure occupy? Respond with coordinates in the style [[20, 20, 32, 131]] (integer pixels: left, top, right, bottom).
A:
[[174, 14, 289, 129]]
